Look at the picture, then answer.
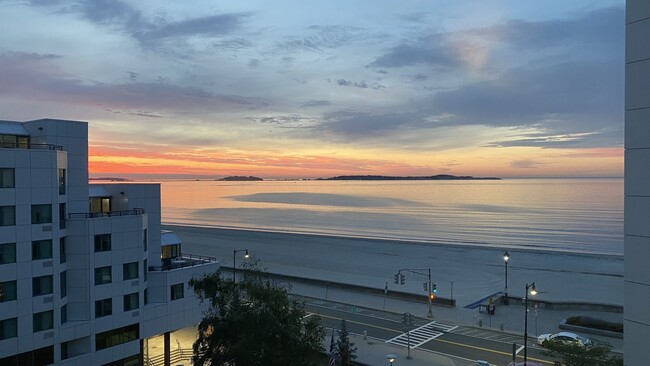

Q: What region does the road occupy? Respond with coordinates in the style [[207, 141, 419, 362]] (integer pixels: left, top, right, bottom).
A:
[[305, 298, 555, 366]]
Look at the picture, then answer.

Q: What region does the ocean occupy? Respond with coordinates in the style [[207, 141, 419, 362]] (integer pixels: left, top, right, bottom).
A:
[[160, 178, 623, 256]]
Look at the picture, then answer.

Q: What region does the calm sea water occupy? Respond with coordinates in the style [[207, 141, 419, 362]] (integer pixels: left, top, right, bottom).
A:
[[160, 178, 623, 256]]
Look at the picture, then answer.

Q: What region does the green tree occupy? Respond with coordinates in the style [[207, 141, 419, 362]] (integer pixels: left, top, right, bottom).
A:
[[541, 339, 623, 366], [189, 262, 325, 366], [334, 319, 357, 366]]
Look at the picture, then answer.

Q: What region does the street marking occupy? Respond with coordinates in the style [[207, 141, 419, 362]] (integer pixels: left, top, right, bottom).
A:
[[386, 321, 458, 349], [302, 313, 314, 320], [316, 313, 401, 333], [516, 345, 525, 354], [433, 338, 551, 364]]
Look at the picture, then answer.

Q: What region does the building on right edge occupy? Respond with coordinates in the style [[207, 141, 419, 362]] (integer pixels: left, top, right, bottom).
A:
[[625, 1, 650, 364]]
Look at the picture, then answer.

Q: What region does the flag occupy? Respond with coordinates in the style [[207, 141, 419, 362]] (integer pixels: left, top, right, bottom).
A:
[[328, 328, 336, 366]]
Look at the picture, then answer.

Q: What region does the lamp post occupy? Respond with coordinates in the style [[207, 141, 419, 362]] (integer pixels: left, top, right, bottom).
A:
[[523, 282, 537, 366], [233, 249, 250, 283], [387, 354, 396, 365], [503, 251, 510, 305]]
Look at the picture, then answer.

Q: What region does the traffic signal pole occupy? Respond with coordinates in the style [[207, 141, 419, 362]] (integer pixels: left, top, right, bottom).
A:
[[427, 268, 433, 318], [395, 267, 434, 318]]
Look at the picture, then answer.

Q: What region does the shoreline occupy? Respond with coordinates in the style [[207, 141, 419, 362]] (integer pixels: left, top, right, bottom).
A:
[[162, 221, 623, 259]]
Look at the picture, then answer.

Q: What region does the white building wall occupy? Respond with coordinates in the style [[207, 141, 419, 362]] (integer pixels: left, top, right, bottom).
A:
[[625, 1, 650, 365]]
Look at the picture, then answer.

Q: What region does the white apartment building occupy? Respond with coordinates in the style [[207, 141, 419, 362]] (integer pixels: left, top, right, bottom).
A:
[[0, 118, 219, 365], [625, 1, 650, 364]]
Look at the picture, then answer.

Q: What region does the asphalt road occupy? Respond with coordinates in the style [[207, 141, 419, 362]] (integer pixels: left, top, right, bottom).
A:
[[305, 299, 556, 366]]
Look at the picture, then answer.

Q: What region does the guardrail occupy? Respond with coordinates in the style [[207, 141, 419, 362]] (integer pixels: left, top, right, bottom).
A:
[[0, 142, 63, 150], [69, 208, 144, 219], [148, 253, 219, 272]]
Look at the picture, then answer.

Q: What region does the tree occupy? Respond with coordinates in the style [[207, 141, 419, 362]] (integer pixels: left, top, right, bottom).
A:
[[334, 319, 357, 366], [189, 261, 325, 366], [541, 339, 623, 366]]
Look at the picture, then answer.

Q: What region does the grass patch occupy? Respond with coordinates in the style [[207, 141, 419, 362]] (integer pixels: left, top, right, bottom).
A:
[[566, 316, 623, 333]]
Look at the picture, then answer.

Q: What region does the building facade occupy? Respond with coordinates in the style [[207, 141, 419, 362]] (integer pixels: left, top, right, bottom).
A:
[[0, 119, 219, 365], [625, 1, 650, 364]]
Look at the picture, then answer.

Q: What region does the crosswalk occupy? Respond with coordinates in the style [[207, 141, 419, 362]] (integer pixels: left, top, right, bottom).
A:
[[386, 320, 458, 349]]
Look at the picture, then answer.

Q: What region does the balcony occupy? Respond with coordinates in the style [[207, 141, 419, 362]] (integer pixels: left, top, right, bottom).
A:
[[0, 142, 63, 150], [68, 208, 144, 219], [148, 254, 219, 272]]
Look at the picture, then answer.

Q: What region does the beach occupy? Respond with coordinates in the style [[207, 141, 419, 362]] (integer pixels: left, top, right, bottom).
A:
[[167, 224, 624, 308]]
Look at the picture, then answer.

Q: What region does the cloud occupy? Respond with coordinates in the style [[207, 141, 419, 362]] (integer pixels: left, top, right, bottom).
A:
[[509, 159, 546, 169], [275, 25, 373, 53], [245, 114, 317, 128], [369, 40, 457, 69], [0, 51, 264, 112], [335, 79, 385, 90], [212, 37, 254, 51], [301, 100, 332, 108]]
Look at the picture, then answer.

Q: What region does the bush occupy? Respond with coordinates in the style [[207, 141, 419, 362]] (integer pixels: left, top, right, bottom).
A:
[[565, 316, 623, 333]]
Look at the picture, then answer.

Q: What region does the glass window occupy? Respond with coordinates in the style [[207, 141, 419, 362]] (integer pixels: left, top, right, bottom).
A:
[[0, 318, 17, 340], [32, 239, 53, 260], [31, 204, 52, 224], [60, 271, 67, 298], [94, 234, 111, 252], [61, 304, 67, 324], [123, 262, 138, 280], [171, 283, 184, 301], [33, 275, 53, 296], [162, 244, 181, 259], [143, 259, 147, 282], [0, 168, 14, 188], [95, 266, 112, 285], [59, 237, 66, 264], [144, 288, 148, 305], [59, 203, 66, 229], [0, 243, 16, 264], [143, 229, 147, 251], [95, 298, 112, 318], [58, 169, 66, 195], [123, 293, 139, 312], [33, 310, 54, 332], [0, 206, 15, 226], [61, 341, 69, 360], [95, 324, 139, 351], [90, 197, 111, 214], [0, 280, 17, 302]]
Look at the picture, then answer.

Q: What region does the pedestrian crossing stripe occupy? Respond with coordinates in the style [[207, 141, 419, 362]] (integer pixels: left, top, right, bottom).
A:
[[385, 321, 458, 349]]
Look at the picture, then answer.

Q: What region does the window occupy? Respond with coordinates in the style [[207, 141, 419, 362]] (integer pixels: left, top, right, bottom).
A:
[[33, 275, 53, 296], [143, 259, 147, 282], [171, 283, 184, 301], [61, 341, 69, 360], [0, 243, 16, 264], [58, 168, 66, 195], [95, 266, 112, 285], [95, 324, 139, 351], [123, 293, 139, 311], [90, 197, 111, 214], [143, 229, 147, 251], [61, 304, 67, 324], [31, 204, 52, 224], [0, 280, 17, 302], [94, 234, 111, 252], [0, 206, 15, 226], [59, 203, 66, 229], [59, 237, 66, 263], [32, 239, 52, 260], [144, 288, 148, 305], [123, 262, 138, 280], [0, 318, 17, 340], [0, 168, 14, 188], [60, 271, 67, 298], [95, 298, 112, 318], [33, 310, 54, 332]]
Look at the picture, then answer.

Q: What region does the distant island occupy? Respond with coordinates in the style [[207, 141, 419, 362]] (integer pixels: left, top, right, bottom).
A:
[[318, 175, 500, 181], [218, 176, 264, 181], [89, 177, 132, 182]]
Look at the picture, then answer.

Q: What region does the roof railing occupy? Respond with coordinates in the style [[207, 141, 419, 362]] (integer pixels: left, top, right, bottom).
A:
[[69, 208, 144, 219]]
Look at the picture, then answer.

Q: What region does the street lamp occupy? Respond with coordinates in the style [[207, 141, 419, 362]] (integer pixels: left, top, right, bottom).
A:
[[523, 282, 537, 366], [503, 251, 510, 305], [233, 249, 250, 283], [386, 354, 396, 365]]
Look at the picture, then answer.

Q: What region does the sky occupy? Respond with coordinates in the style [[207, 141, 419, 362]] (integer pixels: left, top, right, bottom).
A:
[[0, 0, 624, 179]]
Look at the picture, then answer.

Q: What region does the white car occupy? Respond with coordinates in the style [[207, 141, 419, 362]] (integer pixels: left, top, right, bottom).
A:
[[537, 331, 591, 347]]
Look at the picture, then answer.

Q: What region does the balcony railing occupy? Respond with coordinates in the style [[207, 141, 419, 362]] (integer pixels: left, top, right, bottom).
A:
[[69, 208, 144, 219], [148, 253, 219, 272], [0, 142, 63, 150]]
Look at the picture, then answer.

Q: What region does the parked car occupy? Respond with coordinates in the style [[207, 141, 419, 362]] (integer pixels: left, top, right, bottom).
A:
[[507, 362, 545, 366], [537, 331, 591, 347]]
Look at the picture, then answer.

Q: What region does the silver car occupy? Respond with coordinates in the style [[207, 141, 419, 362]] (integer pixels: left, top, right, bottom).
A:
[[537, 331, 591, 347]]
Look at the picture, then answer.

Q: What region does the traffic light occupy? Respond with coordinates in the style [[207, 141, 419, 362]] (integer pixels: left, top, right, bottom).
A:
[[432, 283, 437, 293], [429, 293, 435, 301], [394, 273, 399, 284], [399, 273, 405, 285], [423, 282, 428, 291]]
